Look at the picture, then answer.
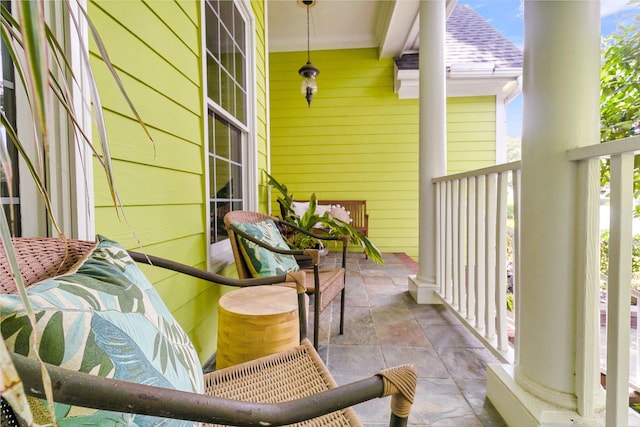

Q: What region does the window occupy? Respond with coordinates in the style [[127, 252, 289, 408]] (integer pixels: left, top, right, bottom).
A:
[[0, 0, 21, 236], [0, 2, 93, 239], [204, 0, 255, 265]]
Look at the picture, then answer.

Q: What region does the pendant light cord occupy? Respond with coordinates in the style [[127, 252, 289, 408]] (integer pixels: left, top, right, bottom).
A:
[[306, 6, 311, 63]]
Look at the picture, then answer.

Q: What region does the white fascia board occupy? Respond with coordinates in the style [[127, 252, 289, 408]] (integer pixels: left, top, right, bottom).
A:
[[394, 65, 522, 99]]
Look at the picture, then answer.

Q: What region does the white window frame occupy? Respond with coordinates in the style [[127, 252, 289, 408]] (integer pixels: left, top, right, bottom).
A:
[[13, 0, 93, 239], [202, 0, 257, 272]]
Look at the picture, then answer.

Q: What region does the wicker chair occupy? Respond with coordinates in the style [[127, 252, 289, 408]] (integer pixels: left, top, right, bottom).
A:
[[224, 211, 348, 349], [1, 237, 417, 426]]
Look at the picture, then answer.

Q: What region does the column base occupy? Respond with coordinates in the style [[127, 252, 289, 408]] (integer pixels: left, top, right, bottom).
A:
[[408, 275, 442, 304], [487, 364, 640, 426]]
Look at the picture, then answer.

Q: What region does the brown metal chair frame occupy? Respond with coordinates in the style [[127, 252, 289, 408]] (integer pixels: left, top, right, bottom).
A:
[[223, 211, 348, 349], [2, 237, 417, 426]]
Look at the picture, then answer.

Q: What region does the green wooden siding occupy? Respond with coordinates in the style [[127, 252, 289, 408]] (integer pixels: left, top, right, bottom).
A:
[[269, 48, 496, 260], [447, 97, 497, 174], [89, 0, 216, 361]]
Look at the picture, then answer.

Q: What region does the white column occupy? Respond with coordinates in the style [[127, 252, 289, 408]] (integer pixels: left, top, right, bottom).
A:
[[486, 1, 605, 425], [408, 0, 447, 304]]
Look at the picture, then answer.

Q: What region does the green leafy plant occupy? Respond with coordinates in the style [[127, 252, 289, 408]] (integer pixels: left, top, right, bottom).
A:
[[266, 172, 384, 264]]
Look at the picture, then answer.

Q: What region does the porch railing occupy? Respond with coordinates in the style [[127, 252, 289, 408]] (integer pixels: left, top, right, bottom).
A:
[[433, 161, 521, 364], [433, 135, 638, 424]]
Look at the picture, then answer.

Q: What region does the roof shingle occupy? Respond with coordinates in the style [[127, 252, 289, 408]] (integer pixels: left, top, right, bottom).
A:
[[396, 4, 523, 70]]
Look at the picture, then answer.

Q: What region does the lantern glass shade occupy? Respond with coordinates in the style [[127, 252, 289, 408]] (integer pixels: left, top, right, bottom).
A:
[[301, 77, 317, 94]]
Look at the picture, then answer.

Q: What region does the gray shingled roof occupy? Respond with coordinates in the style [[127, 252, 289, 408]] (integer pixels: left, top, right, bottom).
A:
[[396, 4, 523, 70]]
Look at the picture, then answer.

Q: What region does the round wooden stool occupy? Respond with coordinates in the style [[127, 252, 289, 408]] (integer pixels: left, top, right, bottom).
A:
[[216, 285, 300, 369]]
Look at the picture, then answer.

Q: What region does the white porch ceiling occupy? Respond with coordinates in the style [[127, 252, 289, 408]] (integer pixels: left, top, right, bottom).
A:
[[267, 0, 450, 58]]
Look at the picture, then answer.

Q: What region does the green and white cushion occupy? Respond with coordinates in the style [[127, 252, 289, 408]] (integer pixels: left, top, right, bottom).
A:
[[0, 236, 204, 426], [234, 219, 300, 278]]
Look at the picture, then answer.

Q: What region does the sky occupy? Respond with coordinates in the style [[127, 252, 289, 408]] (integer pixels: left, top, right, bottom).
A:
[[458, 0, 639, 138]]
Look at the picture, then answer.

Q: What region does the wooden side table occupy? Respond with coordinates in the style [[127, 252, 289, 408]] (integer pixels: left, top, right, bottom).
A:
[[216, 285, 300, 369]]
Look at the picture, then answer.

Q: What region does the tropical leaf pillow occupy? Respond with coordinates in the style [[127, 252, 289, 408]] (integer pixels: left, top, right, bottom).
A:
[[234, 219, 300, 278], [0, 235, 204, 426]]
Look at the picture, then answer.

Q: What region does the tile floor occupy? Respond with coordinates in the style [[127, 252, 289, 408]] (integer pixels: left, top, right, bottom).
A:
[[313, 251, 507, 427]]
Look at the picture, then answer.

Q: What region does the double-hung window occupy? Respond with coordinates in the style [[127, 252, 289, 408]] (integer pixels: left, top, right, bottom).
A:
[[204, 0, 255, 268]]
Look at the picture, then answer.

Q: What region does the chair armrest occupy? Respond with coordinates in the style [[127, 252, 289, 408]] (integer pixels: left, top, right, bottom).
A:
[[128, 251, 299, 288], [11, 352, 416, 426], [128, 251, 309, 342]]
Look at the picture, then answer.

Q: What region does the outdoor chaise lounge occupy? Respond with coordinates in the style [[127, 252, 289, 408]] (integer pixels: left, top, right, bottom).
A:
[[0, 236, 416, 426]]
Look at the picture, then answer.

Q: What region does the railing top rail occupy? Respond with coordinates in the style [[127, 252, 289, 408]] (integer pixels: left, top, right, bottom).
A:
[[432, 161, 521, 183], [567, 135, 640, 161]]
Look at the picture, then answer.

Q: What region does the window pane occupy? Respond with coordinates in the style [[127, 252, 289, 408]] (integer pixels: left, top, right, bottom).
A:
[[207, 111, 215, 152], [229, 125, 241, 164], [215, 201, 230, 242], [235, 49, 245, 88], [206, 54, 220, 104], [214, 117, 229, 159], [230, 163, 242, 200], [215, 157, 229, 199], [204, 4, 219, 57], [220, 25, 234, 79], [235, 83, 245, 124], [219, 1, 233, 31], [221, 70, 234, 117], [234, 7, 245, 55]]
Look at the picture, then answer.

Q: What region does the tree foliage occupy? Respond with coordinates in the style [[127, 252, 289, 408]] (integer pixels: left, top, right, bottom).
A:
[[599, 12, 640, 216], [600, 16, 639, 141]]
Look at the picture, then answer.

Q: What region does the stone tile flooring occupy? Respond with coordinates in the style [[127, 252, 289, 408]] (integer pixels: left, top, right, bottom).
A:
[[313, 252, 507, 427]]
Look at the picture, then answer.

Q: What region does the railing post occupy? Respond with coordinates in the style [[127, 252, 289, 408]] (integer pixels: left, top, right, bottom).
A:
[[496, 172, 508, 352], [440, 181, 447, 295], [475, 175, 486, 332], [512, 168, 521, 363], [485, 173, 498, 340], [466, 177, 476, 323], [436, 182, 443, 293], [445, 181, 453, 301], [606, 152, 634, 426], [452, 179, 460, 308], [458, 178, 467, 316], [573, 157, 604, 417]]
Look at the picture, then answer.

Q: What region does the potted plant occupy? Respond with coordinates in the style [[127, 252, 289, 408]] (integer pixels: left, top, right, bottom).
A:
[[265, 172, 384, 264]]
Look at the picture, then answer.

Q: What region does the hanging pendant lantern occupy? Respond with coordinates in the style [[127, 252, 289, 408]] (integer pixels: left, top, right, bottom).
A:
[[298, 0, 319, 107]]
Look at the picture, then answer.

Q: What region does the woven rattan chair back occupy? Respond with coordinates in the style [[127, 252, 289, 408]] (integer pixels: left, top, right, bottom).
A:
[[223, 211, 281, 279], [0, 238, 97, 294]]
